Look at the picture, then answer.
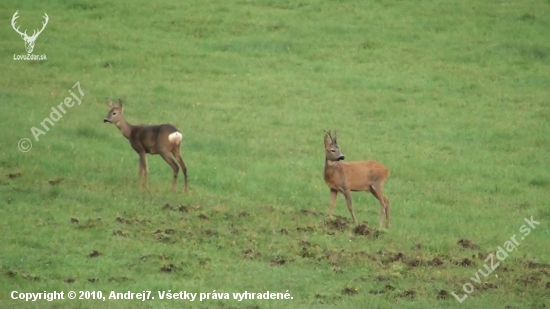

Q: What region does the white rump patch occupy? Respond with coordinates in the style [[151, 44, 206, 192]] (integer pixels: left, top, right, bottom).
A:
[[168, 132, 183, 144]]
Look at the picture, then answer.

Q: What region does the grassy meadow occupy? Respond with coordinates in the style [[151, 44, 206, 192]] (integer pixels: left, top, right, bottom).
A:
[[1, 0, 550, 308]]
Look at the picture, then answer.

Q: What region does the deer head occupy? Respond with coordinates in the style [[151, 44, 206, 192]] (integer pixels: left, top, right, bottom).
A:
[[104, 98, 124, 124], [324, 130, 345, 162], [11, 11, 49, 54]]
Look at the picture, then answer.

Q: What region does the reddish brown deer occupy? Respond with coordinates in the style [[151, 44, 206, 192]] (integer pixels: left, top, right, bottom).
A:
[[103, 98, 188, 192], [323, 130, 390, 229]]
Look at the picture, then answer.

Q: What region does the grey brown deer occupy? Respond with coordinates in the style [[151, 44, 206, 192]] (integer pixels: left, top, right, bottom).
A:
[[323, 130, 391, 229], [103, 98, 188, 192]]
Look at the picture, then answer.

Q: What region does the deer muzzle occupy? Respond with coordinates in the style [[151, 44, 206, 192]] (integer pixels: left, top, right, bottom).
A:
[[103, 118, 110, 123], [338, 155, 345, 161]]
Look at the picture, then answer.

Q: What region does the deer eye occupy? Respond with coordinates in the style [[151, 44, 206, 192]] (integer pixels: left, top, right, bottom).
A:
[[331, 150, 335, 153], [112, 112, 117, 115]]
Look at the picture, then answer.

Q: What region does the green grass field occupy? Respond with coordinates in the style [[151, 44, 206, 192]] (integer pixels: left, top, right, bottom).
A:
[[1, 0, 549, 308]]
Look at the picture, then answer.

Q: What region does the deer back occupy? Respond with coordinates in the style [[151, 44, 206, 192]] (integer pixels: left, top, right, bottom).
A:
[[130, 124, 180, 154]]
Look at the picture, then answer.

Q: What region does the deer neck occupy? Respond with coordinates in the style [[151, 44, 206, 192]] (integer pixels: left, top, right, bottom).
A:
[[325, 158, 340, 174], [114, 116, 133, 140]]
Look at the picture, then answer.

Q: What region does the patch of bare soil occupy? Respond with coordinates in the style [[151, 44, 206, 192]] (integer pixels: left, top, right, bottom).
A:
[[298, 209, 324, 216], [115, 216, 149, 225], [342, 287, 358, 295], [112, 230, 129, 237], [369, 284, 395, 295], [516, 272, 542, 286], [323, 216, 349, 231], [159, 264, 180, 273], [457, 239, 479, 250], [6, 172, 21, 179], [48, 178, 64, 185], [523, 259, 550, 269], [437, 290, 450, 300], [21, 273, 40, 281], [296, 226, 315, 232], [376, 275, 390, 281], [88, 250, 101, 258], [242, 249, 261, 260], [203, 229, 217, 236], [269, 258, 291, 266], [354, 224, 372, 236], [108, 276, 131, 283], [397, 289, 416, 300], [77, 218, 102, 229], [300, 241, 324, 260], [238, 211, 249, 217], [451, 258, 473, 267]]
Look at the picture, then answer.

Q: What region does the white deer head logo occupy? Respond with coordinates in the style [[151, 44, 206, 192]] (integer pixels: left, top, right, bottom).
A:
[[11, 11, 49, 54]]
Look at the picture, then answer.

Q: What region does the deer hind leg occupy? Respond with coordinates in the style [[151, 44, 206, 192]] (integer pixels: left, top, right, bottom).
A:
[[328, 189, 338, 218], [383, 196, 390, 229], [171, 147, 188, 193], [160, 152, 179, 191], [370, 184, 390, 229], [342, 190, 358, 226]]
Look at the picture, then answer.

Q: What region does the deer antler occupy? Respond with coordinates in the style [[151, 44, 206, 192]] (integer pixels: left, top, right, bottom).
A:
[[323, 130, 333, 141], [30, 13, 48, 39], [11, 11, 28, 37]]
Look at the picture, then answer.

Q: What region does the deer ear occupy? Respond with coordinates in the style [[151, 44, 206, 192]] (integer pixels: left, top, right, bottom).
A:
[[333, 130, 338, 144], [106, 98, 115, 108], [324, 133, 331, 148], [117, 99, 123, 110]]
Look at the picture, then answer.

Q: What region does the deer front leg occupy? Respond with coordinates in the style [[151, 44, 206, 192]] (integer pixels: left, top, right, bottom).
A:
[[342, 190, 358, 226], [138, 155, 144, 190], [328, 189, 338, 219], [144, 158, 150, 190], [138, 153, 149, 191]]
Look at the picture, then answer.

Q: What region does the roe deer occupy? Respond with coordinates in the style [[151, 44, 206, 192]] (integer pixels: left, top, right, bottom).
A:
[[323, 130, 390, 228], [103, 98, 188, 192]]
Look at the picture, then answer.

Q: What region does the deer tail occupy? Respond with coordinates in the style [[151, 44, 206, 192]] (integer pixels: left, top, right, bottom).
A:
[[168, 132, 183, 144]]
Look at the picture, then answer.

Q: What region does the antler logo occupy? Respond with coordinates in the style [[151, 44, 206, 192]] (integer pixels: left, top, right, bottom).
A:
[[11, 11, 49, 54]]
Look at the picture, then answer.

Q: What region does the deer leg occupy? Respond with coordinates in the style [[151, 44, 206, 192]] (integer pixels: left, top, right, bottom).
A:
[[160, 152, 179, 191], [171, 147, 188, 193], [328, 189, 338, 218], [138, 164, 143, 190], [342, 190, 358, 226], [370, 185, 389, 229], [138, 153, 147, 190], [144, 159, 150, 190], [384, 196, 391, 229]]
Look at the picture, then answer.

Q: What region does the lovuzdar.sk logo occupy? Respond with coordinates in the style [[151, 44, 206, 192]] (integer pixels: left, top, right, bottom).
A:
[[11, 11, 48, 60]]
